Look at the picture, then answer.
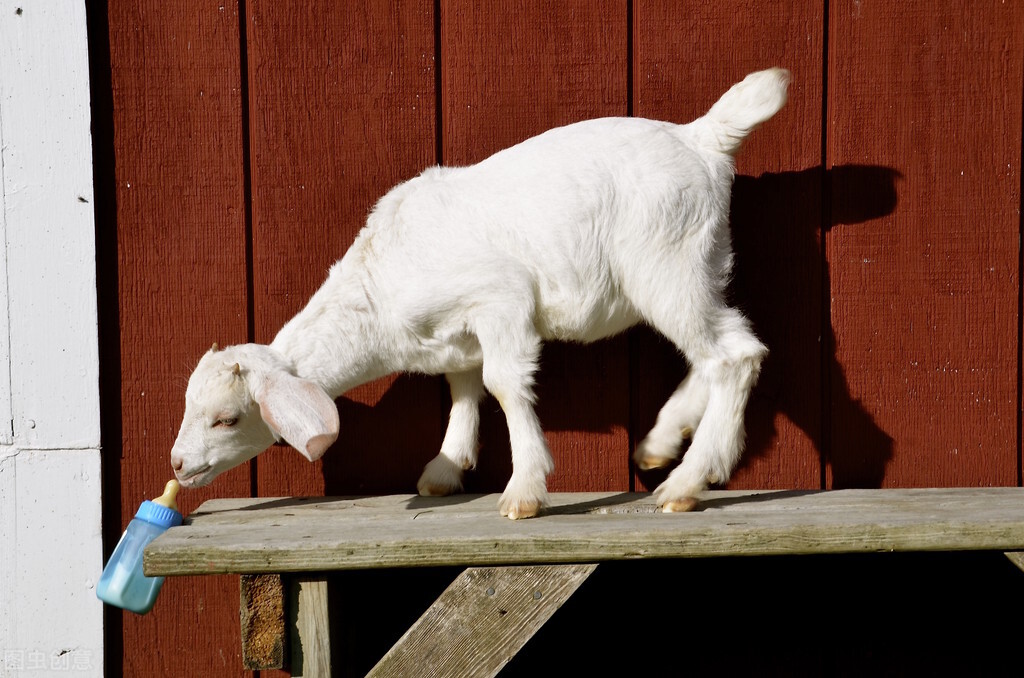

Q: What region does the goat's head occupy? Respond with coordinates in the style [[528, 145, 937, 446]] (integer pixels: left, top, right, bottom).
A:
[[170, 343, 340, 488]]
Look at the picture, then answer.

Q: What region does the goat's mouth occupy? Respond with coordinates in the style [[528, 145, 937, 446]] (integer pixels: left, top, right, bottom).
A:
[[177, 463, 215, 488]]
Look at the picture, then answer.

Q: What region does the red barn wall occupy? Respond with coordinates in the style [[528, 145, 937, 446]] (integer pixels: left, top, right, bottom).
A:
[[91, 1, 1024, 674]]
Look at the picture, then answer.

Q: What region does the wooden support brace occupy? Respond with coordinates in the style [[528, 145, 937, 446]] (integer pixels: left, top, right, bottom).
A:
[[240, 574, 331, 676], [290, 575, 332, 678], [369, 563, 598, 678], [240, 574, 285, 670], [1003, 551, 1024, 573]]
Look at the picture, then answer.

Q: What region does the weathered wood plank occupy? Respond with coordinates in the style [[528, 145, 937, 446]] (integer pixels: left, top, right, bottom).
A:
[[241, 574, 286, 670], [370, 564, 597, 678], [147, 489, 1024, 575], [290, 576, 332, 678]]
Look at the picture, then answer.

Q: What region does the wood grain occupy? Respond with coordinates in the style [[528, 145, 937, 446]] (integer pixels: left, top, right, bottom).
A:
[[146, 488, 1024, 575], [440, 0, 631, 494], [245, 0, 442, 498], [369, 564, 597, 678], [826, 0, 1024, 488], [240, 574, 285, 670], [631, 0, 825, 493], [107, 1, 252, 675], [290, 577, 332, 678]]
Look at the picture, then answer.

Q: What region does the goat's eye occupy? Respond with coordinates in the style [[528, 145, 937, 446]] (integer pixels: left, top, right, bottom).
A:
[[213, 417, 238, 428]]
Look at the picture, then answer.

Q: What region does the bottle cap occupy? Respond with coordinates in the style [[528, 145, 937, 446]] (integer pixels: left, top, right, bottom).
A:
[[135, 480, 183, 528]]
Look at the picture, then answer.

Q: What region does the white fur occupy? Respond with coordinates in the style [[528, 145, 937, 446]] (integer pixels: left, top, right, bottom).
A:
[[170, 68, 790, 518]]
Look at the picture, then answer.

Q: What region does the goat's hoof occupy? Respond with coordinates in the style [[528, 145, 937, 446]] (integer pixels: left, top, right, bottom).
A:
[[680, 426, 694, 440], [633, 436, 680, 471], [660, 497, 700, 513], [418, 482, 456, 497], [498, 491, 546, 520], [416, 455, 463, 497], [634, 442, 676, 471], [635, 453, 675, 471], [501, 501, 541, 520], [498, 474, 549, 520]]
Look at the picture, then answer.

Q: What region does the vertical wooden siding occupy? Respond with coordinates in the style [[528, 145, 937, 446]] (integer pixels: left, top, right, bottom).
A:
[[440, 0, 632, 493], [827, 0, 1024, 488], [246, 0, 442, 500], [107, 1, 252, 675], [100, 1, 1024, 674]]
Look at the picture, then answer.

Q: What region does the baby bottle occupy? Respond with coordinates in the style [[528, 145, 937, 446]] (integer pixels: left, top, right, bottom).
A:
[[96, 479, 183, 614]]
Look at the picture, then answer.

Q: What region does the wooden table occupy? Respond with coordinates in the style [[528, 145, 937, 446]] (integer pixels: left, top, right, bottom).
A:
[[144, 488, 1024, 677]]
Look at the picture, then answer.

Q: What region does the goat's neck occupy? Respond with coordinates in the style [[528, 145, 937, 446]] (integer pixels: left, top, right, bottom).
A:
[[269, 268, 391, 398]]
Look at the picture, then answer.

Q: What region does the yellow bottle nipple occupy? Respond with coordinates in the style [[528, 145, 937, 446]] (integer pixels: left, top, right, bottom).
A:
[[152, 479, 180, 512]]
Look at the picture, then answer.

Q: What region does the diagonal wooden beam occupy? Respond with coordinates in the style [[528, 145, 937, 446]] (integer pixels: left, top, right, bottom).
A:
[[369, 564, 598, 678], [1003, 551, 1024, 573]]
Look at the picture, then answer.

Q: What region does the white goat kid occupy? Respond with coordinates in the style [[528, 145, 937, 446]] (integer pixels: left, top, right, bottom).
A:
[[171, 68, 790, 519]]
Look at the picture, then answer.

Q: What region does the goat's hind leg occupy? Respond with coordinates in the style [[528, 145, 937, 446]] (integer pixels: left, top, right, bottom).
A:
[[652, 307, 766, 512], [417, 368, 485, 497], [633, 371, 709, 471]]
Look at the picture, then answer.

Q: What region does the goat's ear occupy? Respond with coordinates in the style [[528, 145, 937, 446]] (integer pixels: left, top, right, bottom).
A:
[[254, 373, 339, 462]]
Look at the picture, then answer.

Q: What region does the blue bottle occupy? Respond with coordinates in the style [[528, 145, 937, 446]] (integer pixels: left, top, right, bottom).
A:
[[97, 480, 183, 614]]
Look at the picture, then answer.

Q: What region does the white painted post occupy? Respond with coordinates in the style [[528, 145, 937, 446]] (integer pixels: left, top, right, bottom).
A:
[[0, 2, 104, 676]]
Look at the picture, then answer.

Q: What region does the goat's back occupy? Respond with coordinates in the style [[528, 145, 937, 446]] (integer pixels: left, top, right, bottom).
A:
[[349, 116, 733, 347]]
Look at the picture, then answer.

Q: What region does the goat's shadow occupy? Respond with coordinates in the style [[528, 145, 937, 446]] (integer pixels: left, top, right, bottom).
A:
[[732, 164, 900, 489], [321, 164, 901, 496]]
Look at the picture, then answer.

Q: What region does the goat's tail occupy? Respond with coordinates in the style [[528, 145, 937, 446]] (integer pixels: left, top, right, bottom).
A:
[[692, 68, 790, 156]]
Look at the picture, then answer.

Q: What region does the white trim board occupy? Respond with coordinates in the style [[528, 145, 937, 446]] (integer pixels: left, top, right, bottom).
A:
[[0, 2, 103, 676]]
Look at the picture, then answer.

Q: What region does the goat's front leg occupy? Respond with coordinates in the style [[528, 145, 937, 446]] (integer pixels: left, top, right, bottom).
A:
[[494, 390, 552, 519], [476, 318, 552, 520], [417, 368, 485, 497]]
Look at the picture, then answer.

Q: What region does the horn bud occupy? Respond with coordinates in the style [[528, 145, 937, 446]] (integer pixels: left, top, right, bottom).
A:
[[210, 342, 220, 353], [232, 363, 241, 376]]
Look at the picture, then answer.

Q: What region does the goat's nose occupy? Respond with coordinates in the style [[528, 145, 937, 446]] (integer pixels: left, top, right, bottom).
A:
[[171, 454, 184, 473]]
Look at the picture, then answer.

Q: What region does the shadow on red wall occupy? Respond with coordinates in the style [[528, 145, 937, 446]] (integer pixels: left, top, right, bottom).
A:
[[731, 164, 901, 489]]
